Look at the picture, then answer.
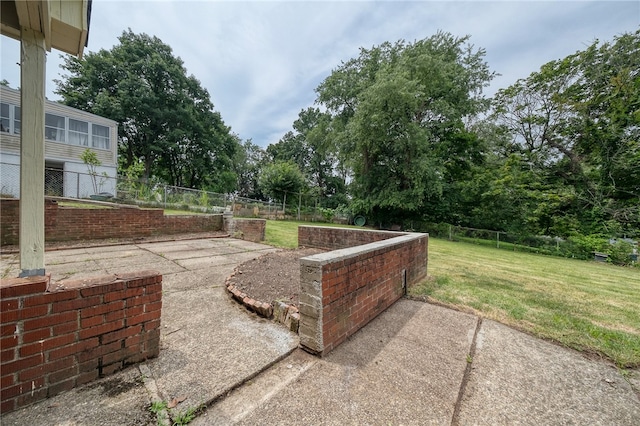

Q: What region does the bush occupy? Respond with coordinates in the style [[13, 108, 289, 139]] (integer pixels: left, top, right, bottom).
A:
[[606, 241, 635, 266], [566, 234, 608, 259]]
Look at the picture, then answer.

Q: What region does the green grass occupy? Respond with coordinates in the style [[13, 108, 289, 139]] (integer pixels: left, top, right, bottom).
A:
[[410, 238, 640, 368], [264, 219, 360, 248], [163, 209, 205, 215], [58, 201, 113, 209], [264, 220, 640, 367]]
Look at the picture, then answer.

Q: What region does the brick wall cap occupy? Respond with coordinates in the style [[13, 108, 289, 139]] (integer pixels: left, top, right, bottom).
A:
[[300, 233, 427, 266], [49, 270, 160, 291], [0, 273, 50, 289]]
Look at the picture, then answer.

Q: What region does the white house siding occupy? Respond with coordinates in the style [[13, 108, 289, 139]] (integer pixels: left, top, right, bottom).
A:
[[0, 86, 118, 198]]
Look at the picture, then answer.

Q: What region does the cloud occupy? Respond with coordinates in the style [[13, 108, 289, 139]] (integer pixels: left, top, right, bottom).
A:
[[2, 1, 638, 148]]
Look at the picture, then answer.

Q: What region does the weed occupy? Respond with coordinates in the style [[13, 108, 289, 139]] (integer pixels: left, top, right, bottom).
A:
[[149, 400, 167, 414], [172, 406, 199, 425]]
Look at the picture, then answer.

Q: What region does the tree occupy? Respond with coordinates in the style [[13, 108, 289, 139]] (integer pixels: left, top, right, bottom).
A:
[[269, 108, 346, 207], [491, 30, 640, 236], [55, 29, 237, 191], [80, 149, 108, 195], [258, 161, 307, 204], [315, 32, 495, 223], [233, 139, 267, 199]]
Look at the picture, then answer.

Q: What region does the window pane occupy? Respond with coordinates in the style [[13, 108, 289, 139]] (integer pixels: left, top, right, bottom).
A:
[[92, 124, 109, 137], [14, 106, 20, 134], [92, 124, 110, 149], [69, 132, 89, 146], [69, 119, 89, 146], [45, 113, 65, 128], [45, 113, 65, 142], [69, 119, 88, 132], [0, 103, 9, 133]]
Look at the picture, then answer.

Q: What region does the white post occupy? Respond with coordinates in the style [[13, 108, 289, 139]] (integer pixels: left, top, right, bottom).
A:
[[19, 27, 47, 277], [282, 192, 286, 220]]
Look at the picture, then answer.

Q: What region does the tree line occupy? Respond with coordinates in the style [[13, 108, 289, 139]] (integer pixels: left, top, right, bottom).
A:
[[56, 29, 639, 245]]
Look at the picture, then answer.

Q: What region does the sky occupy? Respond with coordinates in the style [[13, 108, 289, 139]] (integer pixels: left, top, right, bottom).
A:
[[1, 1, 639, 148]]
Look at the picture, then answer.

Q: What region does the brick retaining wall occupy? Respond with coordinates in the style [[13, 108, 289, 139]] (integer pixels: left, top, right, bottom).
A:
[[297, 226, 428, 355], [0, 271, 162, 414], [228, 218, 266, 243], [298, 226, 401, 250], [0, 199, 223, 246]]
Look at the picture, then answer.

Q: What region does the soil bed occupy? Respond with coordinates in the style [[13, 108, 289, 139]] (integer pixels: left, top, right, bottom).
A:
[[228, 247, 325, 307]]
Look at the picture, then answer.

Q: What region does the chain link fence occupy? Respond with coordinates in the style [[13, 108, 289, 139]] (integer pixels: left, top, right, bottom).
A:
[[0, 162, 349, 223], [1, 162, 117, 199], [409, 221, 637, 264]]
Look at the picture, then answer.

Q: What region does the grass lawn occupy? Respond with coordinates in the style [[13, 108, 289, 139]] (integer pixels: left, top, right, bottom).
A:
[[58, 201, 113, 209], [264, 219, 359, 248], [265, 220, 640, 368]]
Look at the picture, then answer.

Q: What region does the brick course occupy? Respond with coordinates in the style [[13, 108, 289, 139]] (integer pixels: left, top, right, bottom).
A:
[[0, 199, 223, 246], [0, 271, 162, 414], [298, 226, 428, 355], [230, 218, 266, 242]]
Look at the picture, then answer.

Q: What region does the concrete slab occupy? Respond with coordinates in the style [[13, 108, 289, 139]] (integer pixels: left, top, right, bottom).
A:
[[234, 300, 477, 425], [148, 283, 298, 416], [45, 259, 104, 277], [225, 239, 277, 252], [3, 236, 639, 426], [174, 253, 262, 271], [1, 236, 296, 426], [1, 363, 153, 426], [97, 256, 186, 276], [160, 269, 232, 294], [193, 349, 319, 425], [457, 319, 640, 425]]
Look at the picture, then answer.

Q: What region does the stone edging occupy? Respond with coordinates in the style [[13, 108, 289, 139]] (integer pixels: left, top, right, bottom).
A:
[[225, 269, 301, 333]]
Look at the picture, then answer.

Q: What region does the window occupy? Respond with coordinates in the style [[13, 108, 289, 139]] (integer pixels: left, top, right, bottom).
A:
[[0, 103, 9, 133], [7, 105, 111, 150], [0, 103, 19, 134], [14, 106, 20, 134], [69, 119, 89, 146], [92, 124, 110, 150], [45, 113, 66, 142]]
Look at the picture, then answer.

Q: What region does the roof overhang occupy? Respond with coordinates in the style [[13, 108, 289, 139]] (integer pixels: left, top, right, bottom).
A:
[[1, 0, 91, 57]]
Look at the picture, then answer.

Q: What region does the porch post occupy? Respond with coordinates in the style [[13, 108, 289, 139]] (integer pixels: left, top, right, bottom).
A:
[[18, 26, 46, 277]]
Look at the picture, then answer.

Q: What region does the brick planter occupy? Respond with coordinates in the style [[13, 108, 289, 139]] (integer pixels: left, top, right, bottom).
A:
[[0, 271, 162, 413], [297, 226, 428, 356]]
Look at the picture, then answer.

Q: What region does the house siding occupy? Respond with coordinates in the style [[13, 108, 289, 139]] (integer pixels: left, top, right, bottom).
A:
[[0, 86, 118, 167], [0, 86, 118, 198]]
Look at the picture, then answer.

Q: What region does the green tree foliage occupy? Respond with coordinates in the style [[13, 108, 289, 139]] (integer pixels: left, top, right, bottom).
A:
[[55, 29, 238, 192], [234, 139, 267, 199], [258, 161, 307, 203], [268, 108, 346, 207], [492, 30, 640, 236], [80, 148, 108, 194], [315, 32, 495, 223]]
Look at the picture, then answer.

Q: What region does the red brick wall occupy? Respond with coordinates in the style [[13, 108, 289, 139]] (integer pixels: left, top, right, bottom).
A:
[[298, 226, 428, 355], [232, 219, 266, 242], [0, 199, 223, 246], [0, 271, 162, 414], [298, 226, 399, 250]]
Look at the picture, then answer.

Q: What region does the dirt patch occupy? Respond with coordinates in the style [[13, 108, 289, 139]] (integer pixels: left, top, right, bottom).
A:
[[228, 248, 325, 306]]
